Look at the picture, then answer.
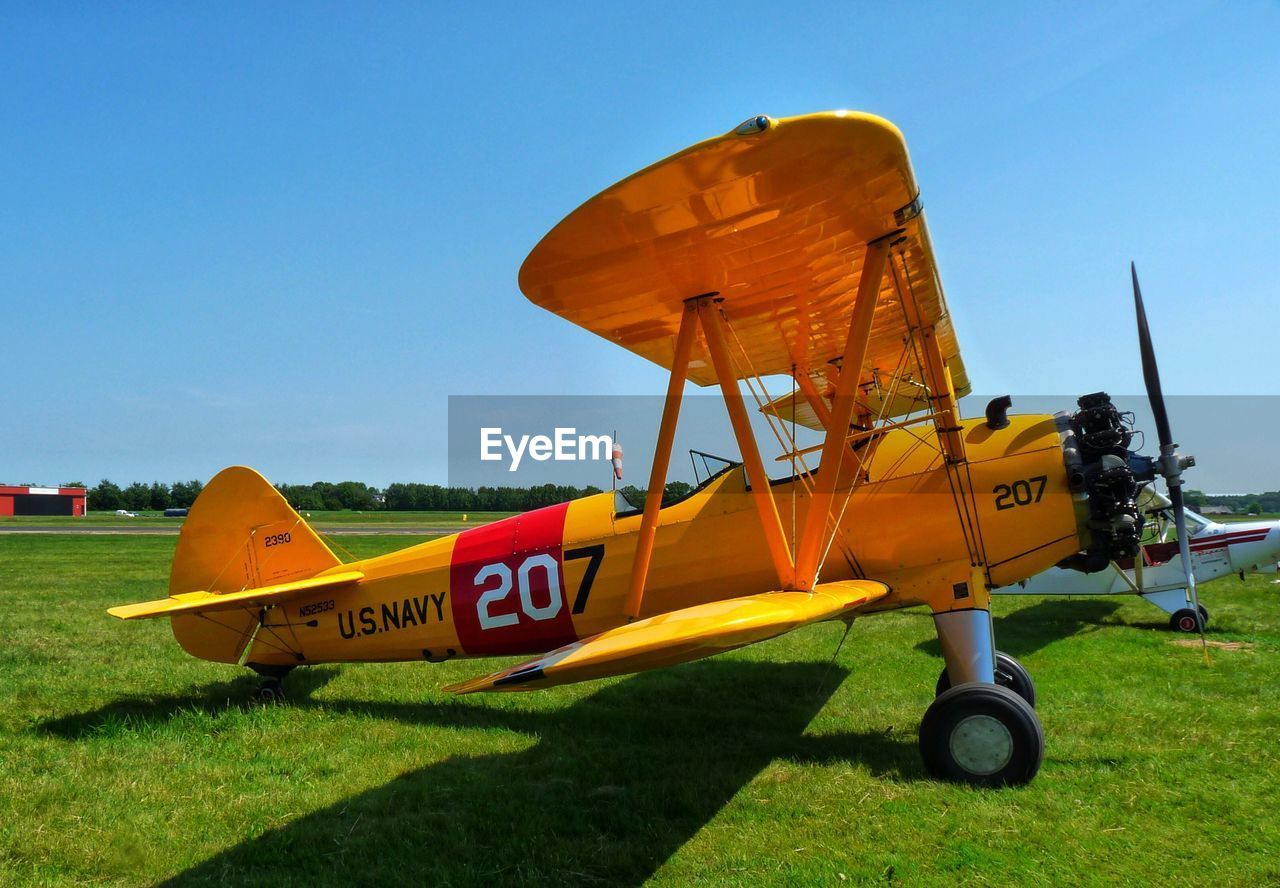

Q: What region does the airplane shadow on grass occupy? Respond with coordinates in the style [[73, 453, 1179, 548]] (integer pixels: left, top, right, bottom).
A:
[[914, 599, 1124, 660], [72, 660, 916, 887], [39, 667, 341, 739]]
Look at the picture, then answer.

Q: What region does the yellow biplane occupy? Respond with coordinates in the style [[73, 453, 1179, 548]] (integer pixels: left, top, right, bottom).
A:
[[111, 111, 1200, 786]]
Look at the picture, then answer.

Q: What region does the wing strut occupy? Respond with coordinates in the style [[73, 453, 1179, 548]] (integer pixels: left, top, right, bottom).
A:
[[625, 293, 800, 618], [793, 370, 835, 427], [890, 248, 986, 574], [792, 367, 865, 479], [624, 237, 907, 610], [793, 238, 891, 591], [625, 300, 700, 619], [701, 298, 795, 587]]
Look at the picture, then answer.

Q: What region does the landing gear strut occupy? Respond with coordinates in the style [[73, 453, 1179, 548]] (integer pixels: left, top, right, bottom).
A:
[[926, 608, 1044, 785], [936, 650, 1036, 707]]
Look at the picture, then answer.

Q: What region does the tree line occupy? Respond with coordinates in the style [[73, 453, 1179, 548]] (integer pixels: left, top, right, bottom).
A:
[[78, 480, 205, 512], [378, 481, 695, 512], [76, 479, 699, 513], [78, 478, 1278, 515], [1185, 490, 1280, 515]]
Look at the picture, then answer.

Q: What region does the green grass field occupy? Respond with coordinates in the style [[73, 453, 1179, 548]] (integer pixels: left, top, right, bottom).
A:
[[2, 534, 1279, 886]]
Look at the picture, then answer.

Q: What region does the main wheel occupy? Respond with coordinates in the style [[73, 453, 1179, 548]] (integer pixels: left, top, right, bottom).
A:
[[919, 682, 1044, 787], [1169, 605, 1208, 633], [936, 651, 1036, 707]]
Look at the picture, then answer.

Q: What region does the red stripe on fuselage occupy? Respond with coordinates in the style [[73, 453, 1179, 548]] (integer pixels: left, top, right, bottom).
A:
[[449, 502, 577, 656], [1190, 530, 1269, 551]]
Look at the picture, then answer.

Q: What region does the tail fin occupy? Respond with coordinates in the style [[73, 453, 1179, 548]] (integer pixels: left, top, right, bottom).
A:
[[169, 466, 341, 663]]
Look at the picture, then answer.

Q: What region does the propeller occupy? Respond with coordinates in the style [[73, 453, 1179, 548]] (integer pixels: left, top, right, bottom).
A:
[[1132, 263, 1206, 653]]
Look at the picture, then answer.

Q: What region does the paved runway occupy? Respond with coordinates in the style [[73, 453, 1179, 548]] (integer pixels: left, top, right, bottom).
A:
[[0, 525, 457, 536]]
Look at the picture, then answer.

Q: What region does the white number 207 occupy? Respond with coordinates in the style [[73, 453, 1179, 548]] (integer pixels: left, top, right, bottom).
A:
[[474, 554, 562, 630]]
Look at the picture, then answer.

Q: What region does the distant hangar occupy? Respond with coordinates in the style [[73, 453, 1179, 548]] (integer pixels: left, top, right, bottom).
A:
[[0, 485, 86, 517]]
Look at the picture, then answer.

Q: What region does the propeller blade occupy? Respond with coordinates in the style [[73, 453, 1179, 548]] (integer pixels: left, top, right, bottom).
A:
[[1132, 262, 1173, 448], [1132, 262, 1206, 648]]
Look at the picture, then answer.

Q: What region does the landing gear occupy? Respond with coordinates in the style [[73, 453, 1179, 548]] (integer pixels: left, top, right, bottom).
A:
[[936, 651, 1036, 707], [1169, 605, 1208, 633], [919, 682, 1044, 787], [248, 663, 295, 704], [926, 607, 1044, 785]]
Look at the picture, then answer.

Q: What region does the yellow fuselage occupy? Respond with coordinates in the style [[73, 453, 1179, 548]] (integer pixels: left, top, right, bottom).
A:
[[241, 414, 1080, 668]]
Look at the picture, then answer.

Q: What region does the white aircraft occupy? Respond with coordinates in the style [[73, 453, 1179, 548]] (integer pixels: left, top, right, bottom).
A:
[[999, 488, 1280, 631]]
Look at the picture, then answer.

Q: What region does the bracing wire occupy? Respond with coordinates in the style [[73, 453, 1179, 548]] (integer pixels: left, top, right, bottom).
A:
[[815, 618, 855, 698], [720, 307, 861, 572], [889, 249, 984, 567]]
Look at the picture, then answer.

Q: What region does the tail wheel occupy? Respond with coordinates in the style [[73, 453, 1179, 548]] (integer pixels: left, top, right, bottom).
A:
[[919, 682, 1044, 787], [1169, 605, 1208, 633], [936, 651, 1036, 708], [255, 678, 286, 705]]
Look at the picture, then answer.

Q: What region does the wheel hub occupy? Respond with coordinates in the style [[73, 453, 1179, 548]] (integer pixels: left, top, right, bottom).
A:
[[949, 714, 1014, 775]]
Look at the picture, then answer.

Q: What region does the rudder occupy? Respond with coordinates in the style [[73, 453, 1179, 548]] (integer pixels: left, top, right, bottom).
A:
[[169, 466, 341, 663]]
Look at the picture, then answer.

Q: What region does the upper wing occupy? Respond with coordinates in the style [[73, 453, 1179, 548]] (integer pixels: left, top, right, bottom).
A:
[[107, 570, 364, 620], [444, 579, 888, 694], [518, 111, 967, 393]]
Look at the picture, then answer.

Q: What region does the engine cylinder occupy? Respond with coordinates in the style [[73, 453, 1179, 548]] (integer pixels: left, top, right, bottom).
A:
[[1056, 392, 1142, 573]]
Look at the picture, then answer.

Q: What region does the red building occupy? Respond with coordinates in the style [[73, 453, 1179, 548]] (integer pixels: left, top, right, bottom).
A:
[[0, 486, 87, 517]]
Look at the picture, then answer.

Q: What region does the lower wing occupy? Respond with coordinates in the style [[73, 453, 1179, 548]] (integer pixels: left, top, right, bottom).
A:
[[445, 579, 888, 694]]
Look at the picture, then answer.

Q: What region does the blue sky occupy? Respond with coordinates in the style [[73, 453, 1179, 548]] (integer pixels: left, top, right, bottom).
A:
[[2, 2, 1276, 491]]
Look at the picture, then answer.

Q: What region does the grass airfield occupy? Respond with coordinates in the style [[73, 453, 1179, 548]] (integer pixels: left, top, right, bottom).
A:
[[2, 533, 1279, 886]]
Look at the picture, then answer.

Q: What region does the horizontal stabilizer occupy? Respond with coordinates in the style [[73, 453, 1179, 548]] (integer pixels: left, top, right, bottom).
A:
[[107, 570, 364, 620], [445, 579, 888, 694]]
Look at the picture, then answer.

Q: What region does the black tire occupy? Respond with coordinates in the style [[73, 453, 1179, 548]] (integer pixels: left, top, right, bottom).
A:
[[919, 682, 1044, 787], [936, 651, 1036, 708], [1169, 605, 1208, 633]]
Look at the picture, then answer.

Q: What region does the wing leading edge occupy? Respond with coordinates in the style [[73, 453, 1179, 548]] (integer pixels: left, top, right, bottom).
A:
[[444, 579, 888, 694]]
